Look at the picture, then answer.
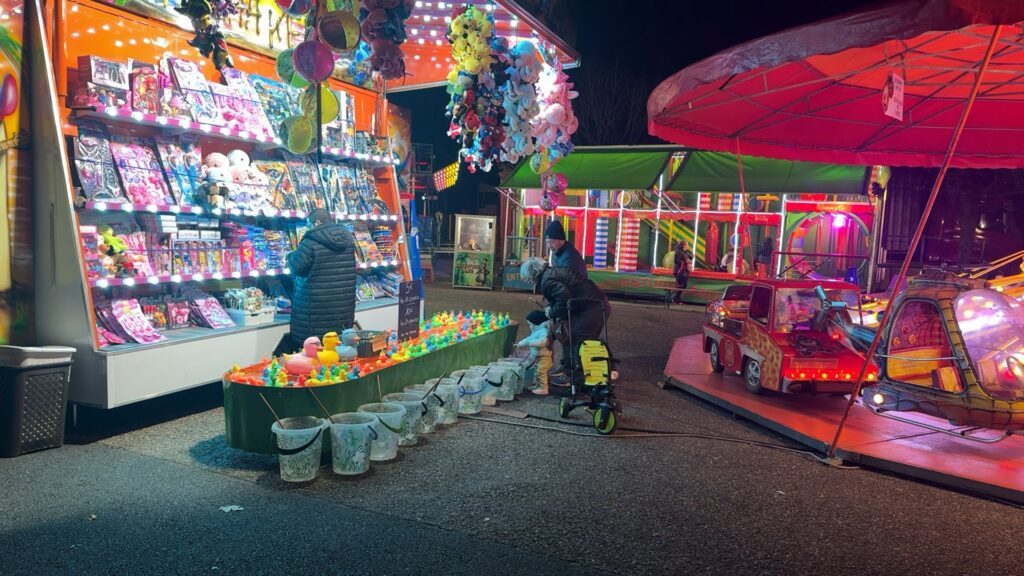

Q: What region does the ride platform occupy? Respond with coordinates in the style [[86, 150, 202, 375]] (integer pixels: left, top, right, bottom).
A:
[[662, 335, 1024, 504]]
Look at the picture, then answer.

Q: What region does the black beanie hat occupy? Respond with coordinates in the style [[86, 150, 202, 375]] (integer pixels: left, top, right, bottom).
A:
[[526, 310, 548, 325], [545, 219, 566, 241]]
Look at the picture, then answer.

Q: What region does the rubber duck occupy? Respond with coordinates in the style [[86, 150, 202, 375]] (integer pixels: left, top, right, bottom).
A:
[[337, 344, 358, 362], [283, 338, 321, 375], [341, 329, 361, 347], [318, 332, 341, 366]]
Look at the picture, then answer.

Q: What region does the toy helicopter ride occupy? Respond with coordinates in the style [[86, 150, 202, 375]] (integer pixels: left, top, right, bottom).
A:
[[853, 269, 1024, 442]]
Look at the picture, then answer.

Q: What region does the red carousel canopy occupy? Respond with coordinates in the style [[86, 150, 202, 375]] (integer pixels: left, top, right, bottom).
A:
[[647, 0, 1024, 168]]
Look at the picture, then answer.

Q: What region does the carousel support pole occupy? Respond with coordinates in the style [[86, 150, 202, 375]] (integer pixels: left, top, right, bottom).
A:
[[776, 194, 788, 277], [692, 193, 701, 272], [732, 144, 747, 275], [653, 176, 663, 268], [826, 25, 1002, 461]]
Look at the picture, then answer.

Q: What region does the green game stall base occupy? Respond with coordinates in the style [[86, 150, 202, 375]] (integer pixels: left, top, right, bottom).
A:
[[224, 324, 517, 453]]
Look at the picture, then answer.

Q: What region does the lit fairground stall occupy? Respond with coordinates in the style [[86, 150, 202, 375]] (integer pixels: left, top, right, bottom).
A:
[[650, 1, 1024, 502], [498, 146, 877, 303]]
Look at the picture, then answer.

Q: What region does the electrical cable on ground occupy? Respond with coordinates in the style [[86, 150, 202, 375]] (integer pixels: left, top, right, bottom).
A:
[[460, 412, 860, 469]]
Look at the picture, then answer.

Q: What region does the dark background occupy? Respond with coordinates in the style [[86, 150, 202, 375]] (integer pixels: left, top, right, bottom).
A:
[[389, 1, 877, 222]]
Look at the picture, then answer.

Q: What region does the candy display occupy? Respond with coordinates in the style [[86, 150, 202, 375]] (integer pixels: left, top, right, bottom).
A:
[[227, 310, 513, 387]]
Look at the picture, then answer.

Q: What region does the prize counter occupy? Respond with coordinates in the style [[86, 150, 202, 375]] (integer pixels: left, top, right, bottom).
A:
[[224, 311, 517, 453]]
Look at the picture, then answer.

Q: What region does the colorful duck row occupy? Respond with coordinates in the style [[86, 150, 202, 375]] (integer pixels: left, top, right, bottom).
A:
[[227, 310, 513, 387]]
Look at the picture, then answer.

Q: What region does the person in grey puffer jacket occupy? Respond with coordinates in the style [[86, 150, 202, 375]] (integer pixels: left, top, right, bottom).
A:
[[520, 257, 608, 389], [545, 220, 587, 278], [286, 209, 357, 349]]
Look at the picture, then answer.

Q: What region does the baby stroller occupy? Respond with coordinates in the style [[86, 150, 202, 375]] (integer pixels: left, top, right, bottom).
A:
[[556, 298, 620, 434]]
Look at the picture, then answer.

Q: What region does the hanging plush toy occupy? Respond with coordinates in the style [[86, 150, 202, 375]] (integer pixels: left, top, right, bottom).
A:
[[359, 0, 415, 80], [176, 0, 238, 70], [500, 40, 542, 163], [531, 52, 579, 165]]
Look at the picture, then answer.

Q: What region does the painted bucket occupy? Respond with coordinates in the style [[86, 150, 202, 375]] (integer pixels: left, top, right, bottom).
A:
[[456, 375, 486, 414], [492, 360, 526, 396], [426, 377, 460, 424], [501, 356, 532, 394], [382, 392, 425, 446], [328, 412, 378, 476], [453, 368, 492, 406], [357, 402, 405, 461], [403, 384, 444, 433], [271, 416, 327, 483]]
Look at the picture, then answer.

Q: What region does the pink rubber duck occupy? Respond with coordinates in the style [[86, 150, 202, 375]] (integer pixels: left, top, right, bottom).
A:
[[283, 337, 322, 375]]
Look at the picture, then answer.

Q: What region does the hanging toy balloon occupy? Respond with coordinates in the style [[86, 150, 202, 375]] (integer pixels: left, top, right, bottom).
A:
[[539, 192, 558, 212], [276, 49, 310, 89], [276, 0, 313, 16], [529, 152, 551, 175], [319, 10, 362, 53], [280, 115, 315, 154], [293, 40, 336, 83], [300, 84, 340, 124]]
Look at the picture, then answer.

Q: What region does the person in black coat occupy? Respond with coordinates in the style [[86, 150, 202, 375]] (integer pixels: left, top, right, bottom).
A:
[[671, 241, 693, 304], [520, 257, 608, 388], [285, 209, 357, 349], [545, 220, 587, 278]]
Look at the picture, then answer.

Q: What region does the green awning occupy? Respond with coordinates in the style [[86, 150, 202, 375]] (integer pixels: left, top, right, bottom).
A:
[[500, 147, 676, 190], [668, 151, 869, 195]]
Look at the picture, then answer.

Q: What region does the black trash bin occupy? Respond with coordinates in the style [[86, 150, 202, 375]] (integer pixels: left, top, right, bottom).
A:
[[0, 346, 76, 457]]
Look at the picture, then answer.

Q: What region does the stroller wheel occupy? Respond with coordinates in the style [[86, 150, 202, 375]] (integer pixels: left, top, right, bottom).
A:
[[558, 397, 573, 419], [594, 406, 617, 435]]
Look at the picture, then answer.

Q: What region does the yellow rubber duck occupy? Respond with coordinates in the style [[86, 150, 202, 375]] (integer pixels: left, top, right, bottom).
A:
[[318, 331, 341, 367]]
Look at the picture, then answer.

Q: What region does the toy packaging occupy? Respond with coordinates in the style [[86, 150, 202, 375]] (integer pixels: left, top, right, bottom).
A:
[[164, 296, 191, 329], [219, 69, 276, 138], [168, 58, 226, 126], [109, 136, 175, 205], [155, 136, 204, 206], [252, 159, 298, 211], [111, 298, 167, 344], [73, 121, 127, 202], [78, 55, 129, 90], [208, 81, 273, 137], [128, 60, 161, 115], [183, 285, 235, 329], [247, 75, 301, 131], [282, 152, 323, 212], [157, 59, 192, 119]]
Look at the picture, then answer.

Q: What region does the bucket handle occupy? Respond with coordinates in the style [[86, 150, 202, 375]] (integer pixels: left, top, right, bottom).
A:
[[432, 392, 445, 407], [367, 425, 379, 441], [420, 402, 428, 417], [459, 385, 486, 396], [275, 425, 324, 456], [374, 415, 405, 434], [486, 376, 503, 388]]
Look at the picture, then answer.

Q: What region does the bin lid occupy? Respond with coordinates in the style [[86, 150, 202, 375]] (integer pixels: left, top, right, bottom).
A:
[[0, 346, 76, 368]]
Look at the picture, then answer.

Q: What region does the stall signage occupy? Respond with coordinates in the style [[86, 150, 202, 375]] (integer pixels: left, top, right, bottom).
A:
[[883, 70, 905, 121], [398, 280, 421, 342]]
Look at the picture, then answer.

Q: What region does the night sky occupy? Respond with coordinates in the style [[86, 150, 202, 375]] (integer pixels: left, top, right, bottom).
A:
[[388, 0, 877, 210]]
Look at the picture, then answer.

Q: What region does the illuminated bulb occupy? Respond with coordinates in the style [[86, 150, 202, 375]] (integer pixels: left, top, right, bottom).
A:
[[192, 207, 203, 215], [115, 41, 123, 47], [123, 204, 134, 212], [87, 27, 95, 34], [212, 208, 223, 216], [867, 372, 877, 381], [231, 271, 242, 279], [430, 31, 437, 38], [130, 39, 136, 45], [105, 107, 118, 116], [872, 393, 884, 405], [212, 272, 223, 280], [417, 38, 424, 45], [96, 279, 109, 288], [146, 204, 157, 213], [283, 268, 291, 274], [95, 202, 108, 211], [102, 24, 110, 31], [192, 274, 204, 282], [179, 119, 192, 129], [170, 206, 180, 213], [423, 15, 431, 22], [200, 124, 212, 133], [410, 28, 418, 35], [434, 39, 442, 46], [157, 116, 168, 125], [123, 278, 136, 286], [445, 16, 451, 23], [414, 0, 422, 6], [148, 276, 160, 285], [250, 270, 261, 277], [171, 274, 183, 283]]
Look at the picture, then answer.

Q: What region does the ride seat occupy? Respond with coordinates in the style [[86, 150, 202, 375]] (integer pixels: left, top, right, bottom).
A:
[[886, 346, 949, 387], [578, 340, 613, 387]]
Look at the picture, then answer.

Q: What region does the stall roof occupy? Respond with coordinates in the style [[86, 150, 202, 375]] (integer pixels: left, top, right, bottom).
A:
[[667, 151, 869, 195], [500, 146, 678, 190], [501, 146, 868, 194]]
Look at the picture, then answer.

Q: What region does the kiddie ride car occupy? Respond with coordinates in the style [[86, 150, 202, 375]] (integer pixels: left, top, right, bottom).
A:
[[862, 271, 1024, 441], [702, 279, 877, 395]]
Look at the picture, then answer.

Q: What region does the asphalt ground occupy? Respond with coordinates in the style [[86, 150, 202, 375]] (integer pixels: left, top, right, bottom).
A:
[[2, 284, 1023, 576]]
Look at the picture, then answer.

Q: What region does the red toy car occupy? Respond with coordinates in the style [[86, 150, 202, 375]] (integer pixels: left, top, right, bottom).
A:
[[702, 279, 877, 394]]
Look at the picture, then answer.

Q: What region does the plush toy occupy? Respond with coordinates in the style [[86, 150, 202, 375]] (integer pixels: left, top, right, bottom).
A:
[[500, 41, 542, 163], [531, 55, 578, 164], [175, 0, 237, 69], [359, 0, 414, 79], [96, 224, 144, 277]]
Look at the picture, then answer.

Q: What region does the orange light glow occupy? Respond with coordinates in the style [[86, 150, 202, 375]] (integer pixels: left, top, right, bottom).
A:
[[867, 372, 877, 381]]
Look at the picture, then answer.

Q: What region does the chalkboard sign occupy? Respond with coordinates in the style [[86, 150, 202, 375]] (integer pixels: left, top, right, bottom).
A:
[[398, 280, 422, 342]]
